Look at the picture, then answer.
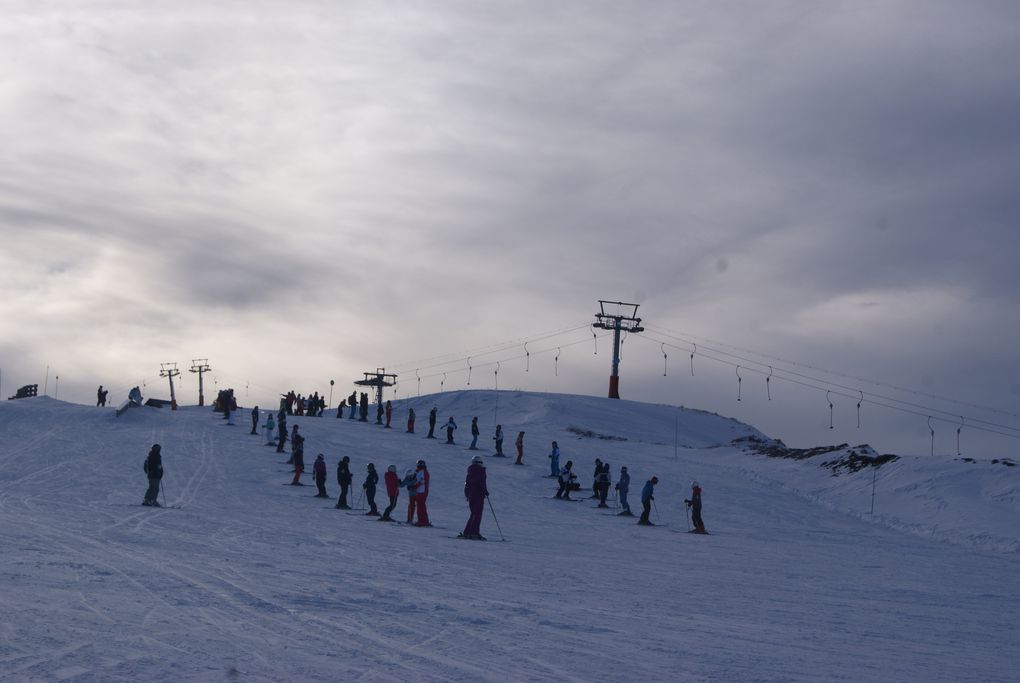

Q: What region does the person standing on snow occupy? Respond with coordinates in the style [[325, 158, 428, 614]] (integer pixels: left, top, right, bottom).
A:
[[427, 407, 437, 438], [548, 441, 560, 477], [337, 399, 346, 418], [276, 411, 288, 453], [250, 405, 260, 435], [400, 468, 418, 523], [616, 466, 632, 516], [493, 425, 504, 456], [363, 463, 380, 515], [596, 462, 612, 508], [142, 444, 163, 506], [286, 425, 300, 464], [313, 454, 328, 497], [555, 460, 576, 500], [638, 476, 659, 525], [264, 412, 276, 445], [515, 431, 525, 465], [414, 459, 431, 526], [381, 465, 400, 520], [406, 407, 416, 433], [469, 417, 480, 450], [97, 385, 108, 407], [349, 392, 358, 419], [461, 455, 489, 540], [385, 400, 393, 428], [443, 416, 458, 444], [335, 456, 353, 509], [685, 481, 707, 533], [590, 459, 603, 498], [290, 430, 306, 485]]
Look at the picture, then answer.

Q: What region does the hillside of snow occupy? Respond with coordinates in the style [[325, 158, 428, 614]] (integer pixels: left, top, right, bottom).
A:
[[1, 391, 1017, 682]]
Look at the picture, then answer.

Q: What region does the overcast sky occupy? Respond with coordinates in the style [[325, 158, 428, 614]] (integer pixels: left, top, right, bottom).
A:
[[2, 1, 1018, 459]]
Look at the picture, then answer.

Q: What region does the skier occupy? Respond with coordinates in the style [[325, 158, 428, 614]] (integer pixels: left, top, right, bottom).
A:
[[685, 481, 707, 533], [250, 405, 260, 435], [469, 417, 480, 450], [460, 455, 489, 540], [363, 463, 380, 515], [548, 441, 560, 477], [638, 476, 659, 525], [359, 393, 369, 422], [401, 468, 418, 523], [97, 385, 108, 407], [555, 460, 576, 500], [337, 399, 346, 418], [515, 431, 525, 465], [335, 456, 353, 509], [427, 407, 437, 439], [615, 466, 632, 516], [142, 444, 163, 506], [348, 391, 357, 419], [443, 416, 458, 444], [414, 459, 431, 526], [381, 465, 400, 521], [407, 407, 416, 433], [385, 400, 393, 428], [290, 430, 306, 485], [376, 401, 384, 425], [264, 412, 276, 445], [313, 454, 328, 497], [275, 411, 288, 453], [590, 459, 603, 498], [596, 462, 612, 508], [286, 424, 301, 464], [493, 425, 504, 456]]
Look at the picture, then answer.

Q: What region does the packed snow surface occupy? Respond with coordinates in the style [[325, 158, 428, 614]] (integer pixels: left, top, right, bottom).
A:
[[1, 391, 1017, 682]]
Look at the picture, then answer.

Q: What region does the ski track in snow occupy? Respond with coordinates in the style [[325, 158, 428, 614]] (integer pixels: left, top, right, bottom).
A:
[[0, 392, 1017, 682]]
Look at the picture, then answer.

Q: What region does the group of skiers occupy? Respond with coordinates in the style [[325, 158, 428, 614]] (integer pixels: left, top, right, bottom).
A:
[[142, 394, 708, 537], [281, 390, 328, 417]]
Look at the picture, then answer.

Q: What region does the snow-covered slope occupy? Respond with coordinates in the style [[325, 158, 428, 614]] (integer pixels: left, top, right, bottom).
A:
[[1, 392, 1017, 682]]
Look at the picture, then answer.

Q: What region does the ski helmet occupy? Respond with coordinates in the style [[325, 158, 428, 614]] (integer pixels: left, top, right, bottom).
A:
[[691, 480, 699, 488], [367, 463, 375, 469], [651, 476, 659, 484], [620, 466, 627, 472], [417, 459, 426, 467], [387, 465, 396, 472], [342, 456, 350, 462], [472, 455, 483, 464]]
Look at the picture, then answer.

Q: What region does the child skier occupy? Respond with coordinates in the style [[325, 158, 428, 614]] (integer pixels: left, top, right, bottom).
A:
[[443, 416, 458, 444], [264, 413, 276, 445], [381, 465, 400, 521], [313, 454, 328, 497], [515, 431, 525, 465], [401, 468, 418, 523], [142, 444, 163, 506], [555, 460, 576, 500], [363, 463, 380, 516], [685, 481, 707, 533], [290, 431, 305, 485], [616, 466, 632, 516], [638, 476, 659, 525], [414, 460, 431, 526], [548, 441, 560, 477], [407, 407, 416, 433], [335, 456, 353, 509], [469, 417, 480, 450], [493, 425, 504, 456]]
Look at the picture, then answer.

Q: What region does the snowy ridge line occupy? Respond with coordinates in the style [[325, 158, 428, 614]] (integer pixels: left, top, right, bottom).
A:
[[731, 445, 1020, 555]]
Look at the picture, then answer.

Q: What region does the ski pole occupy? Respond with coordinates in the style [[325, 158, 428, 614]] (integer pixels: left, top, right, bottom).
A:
[[653, 499, 661, 523], [356, 489, 365, 511], [685, 504, 691, 531], [486, 496, 505, 541], [160, 480, 167, 507]]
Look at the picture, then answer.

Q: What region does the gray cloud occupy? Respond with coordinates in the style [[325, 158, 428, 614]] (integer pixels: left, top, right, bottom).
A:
[[1, 1, 1018, 457]]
